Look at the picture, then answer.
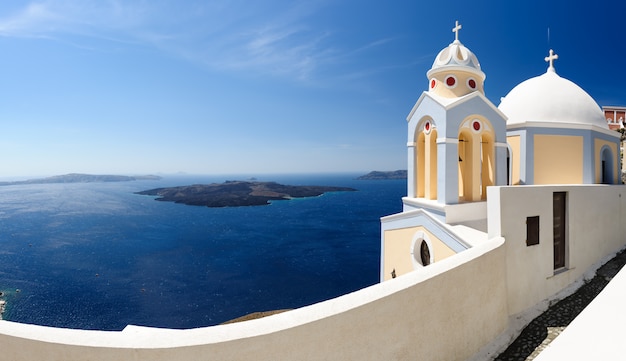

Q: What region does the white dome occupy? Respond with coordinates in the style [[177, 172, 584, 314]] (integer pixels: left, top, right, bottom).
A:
[[427, 40, 485, 80], [499, 69, 607, 129]]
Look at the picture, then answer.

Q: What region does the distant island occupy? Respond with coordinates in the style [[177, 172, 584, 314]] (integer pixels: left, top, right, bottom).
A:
[[136, 181, 357, 208], [0, 173, 161, 186], [357, 170, 407, 180]]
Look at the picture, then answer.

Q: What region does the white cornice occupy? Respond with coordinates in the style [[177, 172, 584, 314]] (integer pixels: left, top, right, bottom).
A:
[[506, 121, 620, 138], [407, 91, 508, 123]]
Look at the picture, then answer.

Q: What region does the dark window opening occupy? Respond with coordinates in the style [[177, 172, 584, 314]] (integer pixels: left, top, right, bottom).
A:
[[507, 147, 511, 185], [553, 192, 567, 270], [420, 241, 431, 266], [526, 216, 540, 246]]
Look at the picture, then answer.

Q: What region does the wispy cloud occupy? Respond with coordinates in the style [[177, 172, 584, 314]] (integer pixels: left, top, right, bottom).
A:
[[0, 2, 62, 37], [206, 22, 332, 81], [0, 1, 397, 83], [0, 0, 150, 44], [0, 1, 336, 79], [159, 1, 339, 81]]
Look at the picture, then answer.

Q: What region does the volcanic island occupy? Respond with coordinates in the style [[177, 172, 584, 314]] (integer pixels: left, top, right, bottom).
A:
[[135, 181, 357, 207]]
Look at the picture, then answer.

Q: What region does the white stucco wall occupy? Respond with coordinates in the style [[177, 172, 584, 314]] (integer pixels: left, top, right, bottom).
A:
[[0, 239, 507, 361], [487, 184, 626, 317]]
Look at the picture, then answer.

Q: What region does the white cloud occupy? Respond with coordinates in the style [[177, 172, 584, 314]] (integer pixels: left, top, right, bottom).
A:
[[0, 0, 150, 42], [0, 2, 62, 36], [0, 1, 333, 79], [205, 22, 331, 80], [0, 1, 398, 83]]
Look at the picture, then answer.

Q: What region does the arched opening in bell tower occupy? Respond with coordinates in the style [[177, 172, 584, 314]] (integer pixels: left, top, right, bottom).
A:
[[416, 131, 425, 197], [458, 118, 495, 202], [427, 129, 438, 199], [415, 118, 437, 200]]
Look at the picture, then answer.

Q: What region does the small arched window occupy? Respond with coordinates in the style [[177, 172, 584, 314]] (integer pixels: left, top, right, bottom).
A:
[[420, 241, 431, 266], [411, 231, 434, 268]]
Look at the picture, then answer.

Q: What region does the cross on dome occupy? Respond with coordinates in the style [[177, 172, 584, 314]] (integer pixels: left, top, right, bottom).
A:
[[545, 49, 558, 72], [452, 20, 462, 42]]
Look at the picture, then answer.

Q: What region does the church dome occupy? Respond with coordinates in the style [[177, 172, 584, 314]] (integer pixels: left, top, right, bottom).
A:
[[427, 40, 485, 81], [426, 22, 486, 98], [499, 60, 607, 129]]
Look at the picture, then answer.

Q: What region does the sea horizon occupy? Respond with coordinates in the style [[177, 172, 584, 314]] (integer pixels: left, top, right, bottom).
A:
[[0, 170, 400, 182]]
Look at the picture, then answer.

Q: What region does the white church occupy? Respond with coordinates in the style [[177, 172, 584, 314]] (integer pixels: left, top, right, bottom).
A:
[[0, 21, 624, 361], [380, 21, 621, 280]]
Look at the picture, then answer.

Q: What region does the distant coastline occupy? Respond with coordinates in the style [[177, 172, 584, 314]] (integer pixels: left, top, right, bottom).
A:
[[136, 180, 356, 208], [357, 170, 407, 180], [0, 173, 161, 186]]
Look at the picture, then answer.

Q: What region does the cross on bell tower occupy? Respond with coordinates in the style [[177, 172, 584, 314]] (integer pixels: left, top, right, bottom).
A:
[[452, 20, 462, 42], [545, 49, 558, 72]]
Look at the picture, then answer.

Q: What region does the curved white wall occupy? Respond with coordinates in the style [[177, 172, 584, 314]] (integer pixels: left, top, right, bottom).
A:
[[488, 184, 626, 316], [0, 239, 507, 361]]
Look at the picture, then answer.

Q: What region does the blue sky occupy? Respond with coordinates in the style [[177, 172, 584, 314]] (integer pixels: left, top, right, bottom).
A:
[[0, 0, 624, 177]]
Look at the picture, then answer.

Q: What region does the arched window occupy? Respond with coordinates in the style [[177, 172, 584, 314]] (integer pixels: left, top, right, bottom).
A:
[[420, 241, 431, 266], [458, 118, 495, 202], [415, 118, 437, 199], [411, 231, 434, 268], [427, 129, 438, 200], [416, 131, 425, 197], [601, 146, 614, 184]]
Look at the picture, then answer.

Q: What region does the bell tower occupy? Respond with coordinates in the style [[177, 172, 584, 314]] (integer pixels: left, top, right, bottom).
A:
[[406, 21, 508, 208]]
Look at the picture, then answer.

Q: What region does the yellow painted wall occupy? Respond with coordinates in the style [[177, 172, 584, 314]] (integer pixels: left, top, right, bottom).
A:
[[534, 135, 583, 184], [430, 70, 484, 98], [459, 131, 480, 201], [507, 135, 521, 185], [426, 130, 438, 199], [459, 127, 495, 201], [382, 226, 456, 281], [415, 122, 437, 199], [458, 133, 467, 198], [481, 134, 495, 200], [594, 139, 618, 184], [416, 132, 425, 197]]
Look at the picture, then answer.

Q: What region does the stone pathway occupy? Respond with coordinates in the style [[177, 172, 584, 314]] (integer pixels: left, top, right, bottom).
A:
[[494, 249, 626, 360]]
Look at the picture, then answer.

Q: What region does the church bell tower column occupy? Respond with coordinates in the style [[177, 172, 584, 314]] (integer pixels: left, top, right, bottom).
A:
[[407, 142, 416, 198]]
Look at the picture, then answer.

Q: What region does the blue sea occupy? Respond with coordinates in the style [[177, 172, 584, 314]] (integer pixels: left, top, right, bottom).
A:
[[0, 174, 405, 330]]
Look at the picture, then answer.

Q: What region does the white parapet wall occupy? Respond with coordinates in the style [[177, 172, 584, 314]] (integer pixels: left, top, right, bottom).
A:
[[470, 184, 626, 359], [488, 184, 626, 318], [0, 238, 507, 361]]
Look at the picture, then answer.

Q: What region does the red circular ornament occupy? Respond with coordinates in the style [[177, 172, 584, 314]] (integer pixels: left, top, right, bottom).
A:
[[446, 76, 456, 87], [430, 79, 436, 89], [468, 79, 476, 89], [472, 121, 481, 131], [425, 122, 430, 131]]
